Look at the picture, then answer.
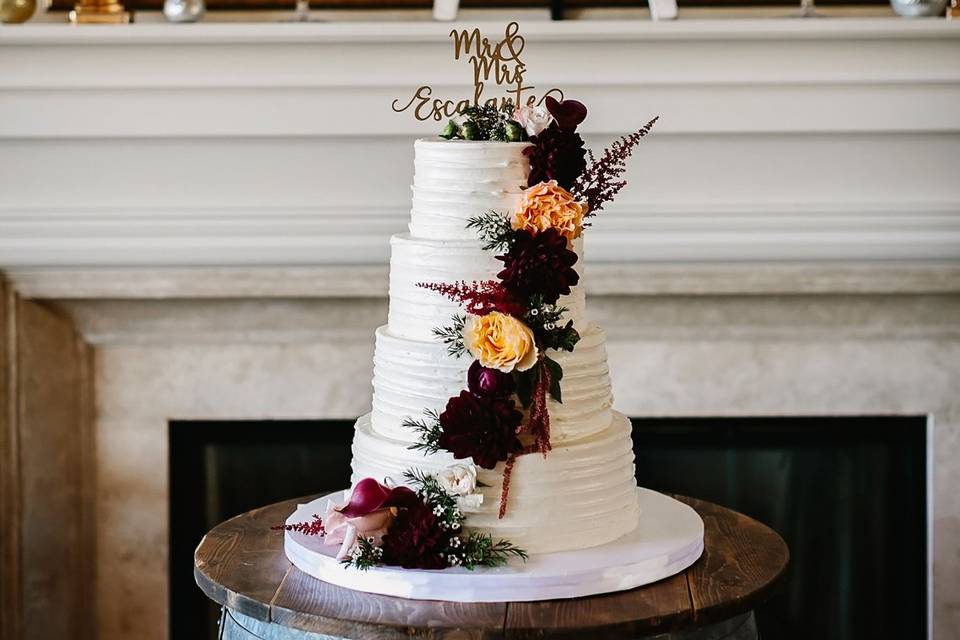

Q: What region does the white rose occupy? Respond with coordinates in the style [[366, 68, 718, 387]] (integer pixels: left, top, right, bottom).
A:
[[514, 104, 553, 137], [436, 464, 478, 496]]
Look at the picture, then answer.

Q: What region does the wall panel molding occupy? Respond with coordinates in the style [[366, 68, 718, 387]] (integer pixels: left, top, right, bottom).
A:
[[0, 276, 95, 640]]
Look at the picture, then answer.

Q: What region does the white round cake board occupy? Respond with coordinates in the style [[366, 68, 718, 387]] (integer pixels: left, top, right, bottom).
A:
[[282, 487, 704, 602]]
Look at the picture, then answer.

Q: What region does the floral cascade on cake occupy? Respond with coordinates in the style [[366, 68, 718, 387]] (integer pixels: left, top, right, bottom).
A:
[[405, 97, 658, 519], [284, 97, 657, 570], [275, 469, 526, 570]]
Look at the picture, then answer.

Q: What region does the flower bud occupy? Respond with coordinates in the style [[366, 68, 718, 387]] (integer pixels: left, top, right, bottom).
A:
[[440, 120, 460, 140], [467, 360, 516, 397]]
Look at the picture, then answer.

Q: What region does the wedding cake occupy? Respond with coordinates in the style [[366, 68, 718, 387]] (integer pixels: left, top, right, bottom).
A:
[[349, 138, 640, 554], [279, 91, 662, 574]]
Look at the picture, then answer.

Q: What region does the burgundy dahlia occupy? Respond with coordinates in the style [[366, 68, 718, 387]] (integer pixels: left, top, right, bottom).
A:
[[467, 361, 516, 398], [524, 122, 587, 191], [380, 501, 451, 569], [438, 390, 523, 470], [497, 228, 580, 305]]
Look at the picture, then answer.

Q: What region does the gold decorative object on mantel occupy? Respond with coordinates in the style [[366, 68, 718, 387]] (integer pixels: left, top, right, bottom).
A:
[[0, 0, 36, 22], [68, 0, 129, 23]]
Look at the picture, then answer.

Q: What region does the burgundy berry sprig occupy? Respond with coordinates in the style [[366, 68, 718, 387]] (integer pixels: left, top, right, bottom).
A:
[[573, 116, 659, 216]]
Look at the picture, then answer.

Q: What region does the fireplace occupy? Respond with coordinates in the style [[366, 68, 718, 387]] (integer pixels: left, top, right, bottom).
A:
[[170, 415, 929, 640], [169, 420, 355, 639]]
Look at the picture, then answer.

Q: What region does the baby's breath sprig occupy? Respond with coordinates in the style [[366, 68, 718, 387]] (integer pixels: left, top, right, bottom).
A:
[[340, 535, 383, 571], [404, 410, 443, 455], [432, 314, 467, 358], [466, 210, 515, 252], [402, 468, 464, 532]]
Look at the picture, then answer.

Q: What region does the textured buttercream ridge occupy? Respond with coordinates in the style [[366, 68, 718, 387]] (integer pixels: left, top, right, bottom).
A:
[[349, 411, 640, 554], [369, 324, 613, 445]]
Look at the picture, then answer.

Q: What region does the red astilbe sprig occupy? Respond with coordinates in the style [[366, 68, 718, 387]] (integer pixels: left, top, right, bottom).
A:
[[526, 359, 553, 457], [272, 514, 325, 536], [573, 116, 659, 217], [417, 280, 526, 317], [498, 455, 517, 519]]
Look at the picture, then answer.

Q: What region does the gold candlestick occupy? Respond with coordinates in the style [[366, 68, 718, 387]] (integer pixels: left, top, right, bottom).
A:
[[68, 0, 129, 23]]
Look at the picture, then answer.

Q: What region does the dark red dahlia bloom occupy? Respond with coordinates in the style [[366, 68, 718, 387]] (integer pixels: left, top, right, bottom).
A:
[[438, 390, 523, 470], [544, 96, 587, 132], [524, 123, 587, 190], [497, 228, 580, 305], [380, 501, 451, 569], [467, 361, 516, 399]]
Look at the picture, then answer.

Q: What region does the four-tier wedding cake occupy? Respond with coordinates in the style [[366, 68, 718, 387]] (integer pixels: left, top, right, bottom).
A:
[[279, 93, 665, 575], [350, 138, 640, 554]]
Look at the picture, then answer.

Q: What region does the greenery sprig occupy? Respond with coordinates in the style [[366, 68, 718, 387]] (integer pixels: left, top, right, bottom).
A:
[[404, 410, 443, 455], [459, 532, 528, 570], [340, 535, 383, 571], [402, 468, 464, 532], [432, 314, 467, 358], [440, 102, 524, 142], [466, 210, 515, 252]]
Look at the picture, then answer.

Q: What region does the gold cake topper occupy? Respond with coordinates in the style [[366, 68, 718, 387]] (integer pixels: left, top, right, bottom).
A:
[[392, 22, 563, 122]]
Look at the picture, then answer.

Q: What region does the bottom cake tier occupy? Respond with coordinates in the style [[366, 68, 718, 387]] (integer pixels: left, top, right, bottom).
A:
[[350, 411, 641, 554]]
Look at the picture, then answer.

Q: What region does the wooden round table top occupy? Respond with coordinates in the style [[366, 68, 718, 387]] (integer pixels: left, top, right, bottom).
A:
[[194, 493, 789, 639]]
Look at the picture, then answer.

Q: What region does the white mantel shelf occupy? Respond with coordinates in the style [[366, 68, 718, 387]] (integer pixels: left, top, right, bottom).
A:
[[2, 18, 958, 44], [1, 17, 958, 279]]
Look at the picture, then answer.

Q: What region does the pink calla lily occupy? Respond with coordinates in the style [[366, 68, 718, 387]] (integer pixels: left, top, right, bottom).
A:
[[337, 478, 419, 518]]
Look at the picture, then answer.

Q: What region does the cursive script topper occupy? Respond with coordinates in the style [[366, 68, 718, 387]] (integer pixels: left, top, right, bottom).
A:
[[392, 22, 563, 122]]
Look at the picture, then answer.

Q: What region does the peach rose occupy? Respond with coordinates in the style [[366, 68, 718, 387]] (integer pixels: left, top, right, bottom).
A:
[[511, 180, 588, 242], [463, 311, 537, 373]]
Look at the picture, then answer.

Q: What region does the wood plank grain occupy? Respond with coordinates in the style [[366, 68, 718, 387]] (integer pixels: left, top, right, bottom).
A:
[[680, 495, 789, 626], [271, 565, 507, 639], [16, 298, 95, 640], [504, 573, 693, 639], [194, 497, 299, 622], [0, 278, 21, 640]]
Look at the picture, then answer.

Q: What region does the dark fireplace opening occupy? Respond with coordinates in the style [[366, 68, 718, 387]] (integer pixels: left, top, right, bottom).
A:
[[170, 415, 929, 640]]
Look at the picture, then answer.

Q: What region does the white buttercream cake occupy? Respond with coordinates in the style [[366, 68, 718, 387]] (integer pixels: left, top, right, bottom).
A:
[[349, 138, 641, 555]]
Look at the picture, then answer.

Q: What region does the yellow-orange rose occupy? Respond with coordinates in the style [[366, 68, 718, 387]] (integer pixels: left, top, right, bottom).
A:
[[463, 312, 538, 373], [511, 180, 588, 242]]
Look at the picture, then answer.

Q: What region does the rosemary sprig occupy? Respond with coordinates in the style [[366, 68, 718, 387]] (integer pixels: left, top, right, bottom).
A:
[[432, 314, 467, 358], [404, 410, 442, 455], [460, 532, 528, 570]]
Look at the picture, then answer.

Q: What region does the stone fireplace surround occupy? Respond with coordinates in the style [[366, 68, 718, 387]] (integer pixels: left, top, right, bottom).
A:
[[2, 17, 959, 640], [13, 267, 949, 640]]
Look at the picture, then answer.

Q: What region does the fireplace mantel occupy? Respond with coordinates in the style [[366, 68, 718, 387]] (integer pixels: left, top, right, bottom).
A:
[[1, 18, 959, 640], [1, 18, 958, 279]]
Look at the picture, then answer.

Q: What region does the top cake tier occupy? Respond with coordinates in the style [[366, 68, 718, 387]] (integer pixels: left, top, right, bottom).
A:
[[410, 139, 532, 241]]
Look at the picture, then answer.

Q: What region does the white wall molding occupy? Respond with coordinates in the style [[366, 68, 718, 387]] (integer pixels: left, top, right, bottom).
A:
[[8, 262, 960, 300], [1, 19, 958, 272], [2, 202, 958, 268]]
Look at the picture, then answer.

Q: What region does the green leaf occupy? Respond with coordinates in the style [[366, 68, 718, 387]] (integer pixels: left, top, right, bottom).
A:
[[515, 367, 538, 408], [543, 357, 564, 404]]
